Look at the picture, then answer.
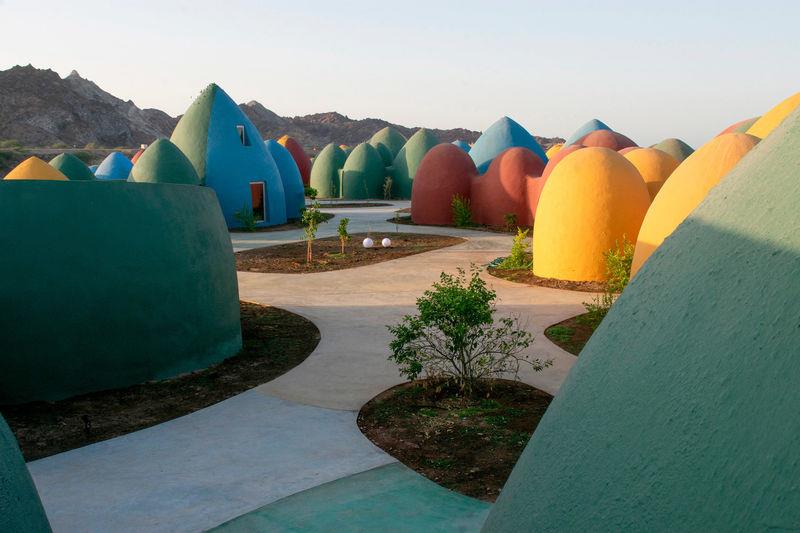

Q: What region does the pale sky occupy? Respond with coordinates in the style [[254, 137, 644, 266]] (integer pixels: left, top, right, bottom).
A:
[[1, 0, 798, 147]]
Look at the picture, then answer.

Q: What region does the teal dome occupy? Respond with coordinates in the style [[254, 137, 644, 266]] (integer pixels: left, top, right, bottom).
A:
[[310, 143, 347, 198], [392, 128, 440, 199], [341, 143, 385, 200], [128, 138, 200, 185], [49, 153, 95, 181]]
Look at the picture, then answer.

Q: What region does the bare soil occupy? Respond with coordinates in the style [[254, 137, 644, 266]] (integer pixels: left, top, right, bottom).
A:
[[358, 379, 552, 502], [390, 214, 519, 235], [236, 232, 465, 274], [1, 301, 320, 461], [315, 202, 391, 208], [544, 312, 597, 355], [488, 266, 606, 292], [230, 213, 335, 233]]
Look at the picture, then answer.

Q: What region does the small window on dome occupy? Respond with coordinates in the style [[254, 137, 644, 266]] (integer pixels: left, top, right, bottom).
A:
[[237, 125, 249, 146]]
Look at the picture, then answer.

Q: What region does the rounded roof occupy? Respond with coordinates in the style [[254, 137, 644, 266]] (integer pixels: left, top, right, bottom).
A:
[[392, 128, 440, 199], [451, 140, 471, 152], [128, 138, 200, 185], [746, 92, 800, 139], [375, 142, 394, 166], [564, 118, 611, 146], [576, 129, 637, 151], [541, 144, 583, 179], [130, 149, 144, 164], [651, 138, 694, 162], [411, 143, 476, 225], [717, 116, 759, 136], [533, 147, 650, 282], [623, 148, 679, 201], [632, 132, 760, 275], [95, 151, 133, 180], [482, 107, 800, 533], [369, 127, 407, 158], [341, 143, 385, 199], [310, 143, 347, 198], [277, 135, 312, 184], [469, 116, 547, 173], [265, 140, 305, 219], [49, 153, 95, 181], [5, 156, 68, 181], [545, 143, 563, 158]]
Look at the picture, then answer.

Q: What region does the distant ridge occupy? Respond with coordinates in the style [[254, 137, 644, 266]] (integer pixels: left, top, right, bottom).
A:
[[0, 65, 562, 153]]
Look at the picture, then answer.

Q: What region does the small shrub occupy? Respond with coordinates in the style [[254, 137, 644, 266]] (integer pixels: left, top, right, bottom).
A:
[[388, 267, 551, 396], [383, 176, 393, 200], [581, 238, 635, 328], [0, 139, 22, 149], [234, 204, 257, 232], [302, 202, 329, 262], [451, 195, 473, 228], [304, 186, 318, 200], [51, 141, 69, 149], [337, 217, 351, 254], [503, 213, 518, 231], [498, 228, 532, 269]]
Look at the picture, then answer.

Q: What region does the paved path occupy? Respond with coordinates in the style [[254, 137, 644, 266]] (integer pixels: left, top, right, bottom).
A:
[[29, 202, 586, 532]]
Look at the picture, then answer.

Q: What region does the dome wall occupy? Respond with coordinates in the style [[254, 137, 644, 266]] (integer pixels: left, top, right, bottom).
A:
[[392, 129, 440, 199], [310, 143, 347, 198], [469, 116, 547, 174], [623, 148, 679, 200], [369, 127, 407, 158], [563, 118, 611, 146], [49, 153, 95, 181], [128, 138, 200, 185], [746, 92, 800, 139], [411, 144, 476, 225], [265, 140, 306, 219], [5, 157, 69, 181], [278, 135, 312, 186], [341, 143, 386, 200], [95, 151, 133, 180], [576, 129, 637, 151], [651, 138, 694, 162]]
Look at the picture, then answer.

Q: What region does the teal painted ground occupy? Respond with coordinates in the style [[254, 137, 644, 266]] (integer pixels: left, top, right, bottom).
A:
[[213, 463, 490, 532]]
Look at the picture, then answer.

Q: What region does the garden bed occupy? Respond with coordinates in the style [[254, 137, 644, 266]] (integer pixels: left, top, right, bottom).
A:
[[1, 301, 319, 461], [230, 213, 335, 233], [315, 202, 391, 208], [236, 232, 465, 273], [544, 312, 597, 355], [358, 379, 552, 502], [389, 214, 518, 234], [488, 266, 606, 292]]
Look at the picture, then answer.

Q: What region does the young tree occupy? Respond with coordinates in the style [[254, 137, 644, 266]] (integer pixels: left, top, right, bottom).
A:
[[301, 202, 328, 263], [337, 217, 351, 254], [388, 267, 550, 395]]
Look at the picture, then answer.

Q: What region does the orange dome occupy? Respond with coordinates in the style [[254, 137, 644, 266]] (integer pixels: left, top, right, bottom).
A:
[[631, 133, 760, 275], [747, 93, 800, 139], [533, 148, 650, 282], [545, 143, 563, 158], [623, 148, 679, 201], [5, 157, 69, 181]]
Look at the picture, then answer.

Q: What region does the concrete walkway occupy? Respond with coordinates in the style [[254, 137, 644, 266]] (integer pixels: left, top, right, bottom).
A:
[[29, 202, 586, 532]]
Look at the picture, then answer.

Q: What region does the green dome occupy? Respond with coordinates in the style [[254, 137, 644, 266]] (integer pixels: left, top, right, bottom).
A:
[[375, 142, 393, 166], [392, 128, 440, 199], [310, 143, 347, 198], [651, 138, 694, 162], [1, 415, 51, 531], [341, 143, 385, 200], [129, 138, 200, 185], [483, 108, 800, 531], [49, 153, 95, 181], [369, 126, 407, 158]]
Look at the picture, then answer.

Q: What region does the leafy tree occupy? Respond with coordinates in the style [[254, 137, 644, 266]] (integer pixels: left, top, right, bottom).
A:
[[388, 267, 550, 395], [302, 202, 328, 262], [338, 217, 351, 254]]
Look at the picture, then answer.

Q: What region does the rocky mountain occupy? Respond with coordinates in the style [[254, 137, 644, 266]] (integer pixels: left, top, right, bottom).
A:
[[0, 65, 562, 153]]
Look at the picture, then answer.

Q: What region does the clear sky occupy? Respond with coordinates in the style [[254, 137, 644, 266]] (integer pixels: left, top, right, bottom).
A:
[[1, 0, 798, 147]]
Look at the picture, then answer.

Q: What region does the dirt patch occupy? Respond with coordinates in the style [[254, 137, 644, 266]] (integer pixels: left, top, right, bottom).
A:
[[230, 213, 335, 233], [544, 312, 597, 355], [236, 232, 465, 274], [315, 202, 391, 208], [358, 379, 552, 502], [1, 301, 320, 461], [488, 266, 606, 292], [390, 214, 518, 235]]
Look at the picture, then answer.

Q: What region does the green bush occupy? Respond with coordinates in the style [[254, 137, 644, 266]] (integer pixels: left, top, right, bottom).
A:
[[498, 228, 532, 269], [503, 213, 518, 231], [451, 195, 473, 228], [234, 204, 257, 232], [337, 217, 351, 254], [304, 186, 318, 200], [388, 267, 550, 396], [0, 139, 22, 149], [581, 238, 635, 328]]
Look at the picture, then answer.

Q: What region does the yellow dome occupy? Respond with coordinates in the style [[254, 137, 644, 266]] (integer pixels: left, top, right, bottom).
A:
[[631, 133, 759, 276], [533, 147, 650, 282], [623, 148, 679, 201], [4, 157, 69, 181], [545, 143, 564, 158], [746, 92, 800, 139]]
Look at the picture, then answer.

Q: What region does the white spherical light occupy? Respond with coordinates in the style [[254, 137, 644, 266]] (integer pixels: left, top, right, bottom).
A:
[[362, 237, 374, 248], [381, 238, 392, 248]]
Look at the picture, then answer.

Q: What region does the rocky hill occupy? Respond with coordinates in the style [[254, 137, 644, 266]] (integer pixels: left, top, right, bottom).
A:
[[0, 65, 562, 153]]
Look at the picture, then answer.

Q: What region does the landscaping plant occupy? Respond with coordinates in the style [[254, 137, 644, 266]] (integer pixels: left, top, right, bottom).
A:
[[388, 267, 550, 396], [301, 202, 328, 262], [383, 176, 393, 200], [304, 186, 318, 200], [582, 237, 635, 328], [451, 195, 473, 228], [337, 217, 351, 254], [503, 213, 518, 231], [234, 203, 257, 232], [498, 228, 532, 269]]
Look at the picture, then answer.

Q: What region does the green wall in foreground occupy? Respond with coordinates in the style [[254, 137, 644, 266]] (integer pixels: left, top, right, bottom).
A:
[[0, 415, 51, 532], [0, 181, 241, 404], [483, 108, 800, 531]]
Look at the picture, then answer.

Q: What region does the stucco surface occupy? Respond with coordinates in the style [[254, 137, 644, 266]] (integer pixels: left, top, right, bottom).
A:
[[0, 181, 241, 403], [469, 116, 547, 174], [341, 142, 385, 199], [369, 126, 407, 158], [411, 143, 475, 225], [49, 153, 95, 181], [277, 135, 312, 186], [5, 156, 68, 181], [265, 139, 305, 218], [392, 128, 440, 198], [623, 147, 679, 200], [651, 137, 694, 162], [746, 91, 800, 139], [563, 118, 611, 146], [128, 138, 200, 185], [309, 142, 347, 198], [94, 151, 132, 180], [483, 107, 800, 533]]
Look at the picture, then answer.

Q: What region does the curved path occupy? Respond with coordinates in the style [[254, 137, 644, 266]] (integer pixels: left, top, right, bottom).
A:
[[28, 202, 587, 532]]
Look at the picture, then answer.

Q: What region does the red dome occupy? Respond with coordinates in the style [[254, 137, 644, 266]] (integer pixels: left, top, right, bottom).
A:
[[411, 144, 476, 225], [278, 136, 312, 186], [577, 130, 637, 151]]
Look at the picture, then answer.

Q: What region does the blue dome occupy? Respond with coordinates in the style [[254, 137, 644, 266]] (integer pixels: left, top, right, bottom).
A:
[[564, 118, 612, 146], [89, 165, 98, 173], [95, 152, 133, 180], [469, 117, 547, 173], [265, 140, 305, 219], [452, 140, 471, 152]]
